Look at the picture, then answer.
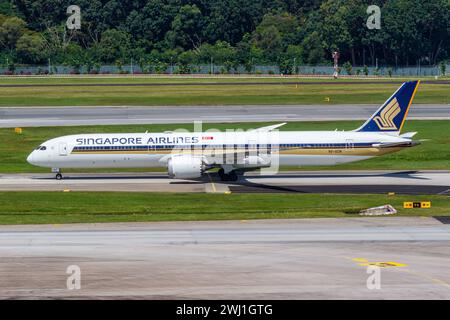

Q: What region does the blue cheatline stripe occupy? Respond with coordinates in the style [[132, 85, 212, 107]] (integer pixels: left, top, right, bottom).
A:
[[71, 142, 378, 152]]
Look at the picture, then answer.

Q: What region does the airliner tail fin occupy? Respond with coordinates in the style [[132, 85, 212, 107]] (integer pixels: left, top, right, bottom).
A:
[[355, 80, 420, 134]]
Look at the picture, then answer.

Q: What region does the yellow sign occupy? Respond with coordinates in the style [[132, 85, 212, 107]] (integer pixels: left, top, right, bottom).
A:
[[403, 201, 431, 209], [403, 202, 413, 208], [421, 201, 431, 208], [14, 127, 22, 134]]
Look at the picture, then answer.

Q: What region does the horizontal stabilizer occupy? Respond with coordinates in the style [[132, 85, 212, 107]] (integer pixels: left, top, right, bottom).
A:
[[372, 140, 421, 148], [400, 132, 417, 139]]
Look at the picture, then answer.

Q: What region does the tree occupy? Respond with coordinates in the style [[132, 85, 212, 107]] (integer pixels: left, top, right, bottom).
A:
[[166, 4, 204, 50], [285, 45, 303, 72], [0, 16, 26, 52], [177, 50, 197, 74], [16, 33, 45, 63], [40, 24, 78, 63], [198, 41, 237, 71], [382, 0, 449, 66], [301, 31, 325, 64], [363, 65, 369, 76], [343, 61, 352, 75], [251, 12, 299, 62], [318, 0, 356, 64], [65, 43, 85, 73], [440, 61, 446, 76], [97, 29, 131, 63], [2, 0, 450, 68]]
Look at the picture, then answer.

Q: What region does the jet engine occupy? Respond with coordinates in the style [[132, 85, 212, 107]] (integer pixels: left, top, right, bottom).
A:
[[167, 155, 205, 179]]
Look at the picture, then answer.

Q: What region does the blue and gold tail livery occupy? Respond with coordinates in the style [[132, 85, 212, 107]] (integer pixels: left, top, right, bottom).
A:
[[355, 80, 420, 134]]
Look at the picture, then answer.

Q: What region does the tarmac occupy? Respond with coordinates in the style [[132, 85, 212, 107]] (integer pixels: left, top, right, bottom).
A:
[[0, 104, 449, 127], [1, 80, 449, 300], [0, 217, 449, 299], [0, 170, 449, 195]]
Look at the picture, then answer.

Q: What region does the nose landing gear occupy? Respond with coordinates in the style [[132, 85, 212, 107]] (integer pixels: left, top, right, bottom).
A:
[[52, 168, 63, 180]]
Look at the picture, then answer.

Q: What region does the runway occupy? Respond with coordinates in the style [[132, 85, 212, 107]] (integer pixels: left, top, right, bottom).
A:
[[1, 104, 449, 127], [0, 170, 449, 195], [0, 217, 449, 299]]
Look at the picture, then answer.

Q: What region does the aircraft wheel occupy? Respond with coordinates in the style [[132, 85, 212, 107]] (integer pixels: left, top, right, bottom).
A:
[[55, 173, 63, 180], [228, 171, 238, 181], [218, 168, 225, 180]]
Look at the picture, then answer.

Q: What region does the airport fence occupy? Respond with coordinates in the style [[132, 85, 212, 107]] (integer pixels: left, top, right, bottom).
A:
[[0, 64, 447, 77]]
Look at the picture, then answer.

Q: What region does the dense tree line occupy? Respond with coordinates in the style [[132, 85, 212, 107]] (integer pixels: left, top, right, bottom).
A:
[[0, 0, 448, 73]]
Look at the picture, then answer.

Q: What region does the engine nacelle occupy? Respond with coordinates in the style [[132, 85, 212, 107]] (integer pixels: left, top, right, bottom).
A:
[[167, 155, 204, 179]]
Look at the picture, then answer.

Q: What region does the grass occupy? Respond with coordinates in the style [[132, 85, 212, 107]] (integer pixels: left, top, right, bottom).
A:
[[1, 120, 449, 173], [0, 77, 447, 105], [0, 192, 448, 225]]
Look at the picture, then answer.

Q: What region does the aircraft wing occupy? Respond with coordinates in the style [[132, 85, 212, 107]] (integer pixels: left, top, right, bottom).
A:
[[250, 123, 286, 132]]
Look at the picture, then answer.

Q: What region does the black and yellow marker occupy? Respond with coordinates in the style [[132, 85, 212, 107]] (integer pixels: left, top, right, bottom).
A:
[[403, 201, 431, 209]]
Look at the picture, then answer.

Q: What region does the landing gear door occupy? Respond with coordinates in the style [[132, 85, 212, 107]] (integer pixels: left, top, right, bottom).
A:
[[59, 142, 68, 156]]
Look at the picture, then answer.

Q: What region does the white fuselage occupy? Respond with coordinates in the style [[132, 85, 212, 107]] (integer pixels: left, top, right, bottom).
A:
[[27, 130, 412, 170]]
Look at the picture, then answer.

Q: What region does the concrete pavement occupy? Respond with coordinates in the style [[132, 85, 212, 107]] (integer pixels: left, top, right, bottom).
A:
[[0, 104, 449, 127], [0, 217, 449, 299], [0, 170, 448, 194]]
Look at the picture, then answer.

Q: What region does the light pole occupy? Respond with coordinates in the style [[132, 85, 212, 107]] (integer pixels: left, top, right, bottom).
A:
[[130, 58, 133, 74], [332, 51, 339, 79]]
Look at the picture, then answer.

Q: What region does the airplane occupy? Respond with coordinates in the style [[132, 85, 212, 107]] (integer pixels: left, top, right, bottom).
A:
[[27, 80, 421, 181]]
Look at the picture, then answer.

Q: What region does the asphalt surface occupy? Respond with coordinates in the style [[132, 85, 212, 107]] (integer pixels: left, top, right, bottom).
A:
[[0, 170, 449, 195], [1, 104, 449, 127], [0, 217, 449, 299]]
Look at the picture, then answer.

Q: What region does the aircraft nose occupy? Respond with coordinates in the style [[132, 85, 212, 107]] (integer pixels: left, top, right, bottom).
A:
[[27, 152, 35, 165]]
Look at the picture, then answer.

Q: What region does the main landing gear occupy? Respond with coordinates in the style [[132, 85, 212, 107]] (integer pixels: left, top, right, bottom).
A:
[[52, 168, 63, 180], [218, 168, 238, 181]]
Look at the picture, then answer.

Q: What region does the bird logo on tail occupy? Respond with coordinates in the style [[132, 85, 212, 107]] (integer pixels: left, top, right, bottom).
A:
[[373, 98, 401, 130]]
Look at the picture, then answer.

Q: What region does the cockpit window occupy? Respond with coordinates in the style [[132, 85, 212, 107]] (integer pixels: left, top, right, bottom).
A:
[[35, 146, 47, 151]]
